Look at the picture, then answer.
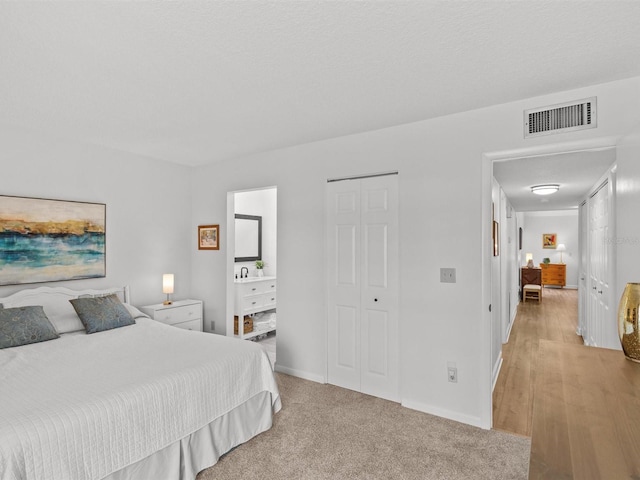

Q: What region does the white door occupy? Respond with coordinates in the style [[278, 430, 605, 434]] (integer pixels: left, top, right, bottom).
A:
[[588, 182, 612, 348], [327, 174, 399, 402]]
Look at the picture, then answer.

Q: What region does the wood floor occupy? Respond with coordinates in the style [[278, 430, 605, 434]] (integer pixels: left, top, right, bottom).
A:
[[492, 287, 582, 437]]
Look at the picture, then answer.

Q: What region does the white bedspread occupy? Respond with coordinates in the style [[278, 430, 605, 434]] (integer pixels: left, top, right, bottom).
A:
[[0, 318, 281, 480]]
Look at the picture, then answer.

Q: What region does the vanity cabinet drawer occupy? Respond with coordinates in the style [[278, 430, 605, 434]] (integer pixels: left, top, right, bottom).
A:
[[239, 292, 277, 314], [238, 280, 277, 296]]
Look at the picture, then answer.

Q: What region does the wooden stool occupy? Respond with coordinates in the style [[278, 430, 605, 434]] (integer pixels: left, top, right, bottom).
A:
[[523, 284, 542, 303]]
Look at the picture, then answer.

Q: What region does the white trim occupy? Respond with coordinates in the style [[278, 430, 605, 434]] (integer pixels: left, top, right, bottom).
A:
[[402, 399, 486, 430], [326, 170, 398, 183], [275, 364, 326, 384], [492, 352, 503, 393]]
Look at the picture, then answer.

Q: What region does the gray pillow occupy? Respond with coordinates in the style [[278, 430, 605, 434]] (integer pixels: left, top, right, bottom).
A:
[[69, 294, 135, 334], [0, 306, 60, 349]]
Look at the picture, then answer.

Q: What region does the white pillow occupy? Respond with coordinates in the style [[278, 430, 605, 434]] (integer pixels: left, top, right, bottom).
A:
[[46, 301, 86, 334]]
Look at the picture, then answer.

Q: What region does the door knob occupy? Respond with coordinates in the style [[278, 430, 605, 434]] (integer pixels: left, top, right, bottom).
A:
[[374, 298, 378, 302]]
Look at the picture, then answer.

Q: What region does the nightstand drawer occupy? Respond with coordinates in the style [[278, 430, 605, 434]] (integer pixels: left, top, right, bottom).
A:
[[139, 300, 204, 331], [173, 318, 202, 331], [155, 304, 201, 325]]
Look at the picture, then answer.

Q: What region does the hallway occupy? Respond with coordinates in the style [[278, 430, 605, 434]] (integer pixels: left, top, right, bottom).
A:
[[492, 287, 582, 437]]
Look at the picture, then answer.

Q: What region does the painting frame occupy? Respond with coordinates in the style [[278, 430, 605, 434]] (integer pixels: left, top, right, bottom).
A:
[[0, 195, 106, 286], [198, 224, 219, 250], [542, 233, 557, 249]]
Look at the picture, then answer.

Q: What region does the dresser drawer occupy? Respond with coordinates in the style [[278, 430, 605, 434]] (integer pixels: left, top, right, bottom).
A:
[[173, 318, 202, 332], [155, 303, 201, 325]]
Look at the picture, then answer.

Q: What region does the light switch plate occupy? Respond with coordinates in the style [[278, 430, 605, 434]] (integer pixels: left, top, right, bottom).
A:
[[440, 268, 456, 283]]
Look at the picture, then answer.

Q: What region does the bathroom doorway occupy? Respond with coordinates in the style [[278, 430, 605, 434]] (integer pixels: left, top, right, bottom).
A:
[[230, 186, 277, 367]]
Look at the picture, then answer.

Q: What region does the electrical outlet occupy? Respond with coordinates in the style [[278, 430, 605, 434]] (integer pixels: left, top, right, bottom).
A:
[[447, 361, 457, 383], [440, 268, 456, 283]]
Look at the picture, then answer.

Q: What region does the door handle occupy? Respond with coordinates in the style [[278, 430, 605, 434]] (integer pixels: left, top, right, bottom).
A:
[[598, 290, 603, 294]]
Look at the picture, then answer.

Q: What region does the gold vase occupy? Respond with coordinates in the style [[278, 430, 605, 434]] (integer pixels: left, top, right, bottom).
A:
[[618, 283, 640, 363]]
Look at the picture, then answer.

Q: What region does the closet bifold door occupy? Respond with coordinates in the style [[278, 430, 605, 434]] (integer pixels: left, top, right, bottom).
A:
[[326, 174, 399, 402]]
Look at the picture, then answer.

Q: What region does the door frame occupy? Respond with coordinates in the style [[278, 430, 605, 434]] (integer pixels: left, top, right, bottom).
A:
[[482, 138, 617, 429]]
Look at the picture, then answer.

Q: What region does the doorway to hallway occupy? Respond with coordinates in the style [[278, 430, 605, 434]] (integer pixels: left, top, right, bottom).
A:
[[492, 288, 581, 436]]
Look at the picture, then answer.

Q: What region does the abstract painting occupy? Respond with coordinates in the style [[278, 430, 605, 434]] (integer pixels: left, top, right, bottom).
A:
[[542, 233, 557, 249], [0, 196, 106, 285]]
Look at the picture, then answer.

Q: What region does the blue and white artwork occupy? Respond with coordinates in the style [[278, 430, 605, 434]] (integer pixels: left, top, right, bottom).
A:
[[0, 196, 106, 285]]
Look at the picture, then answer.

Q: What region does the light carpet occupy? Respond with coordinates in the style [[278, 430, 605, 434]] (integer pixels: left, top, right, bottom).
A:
[[197, 373, 530, 480]]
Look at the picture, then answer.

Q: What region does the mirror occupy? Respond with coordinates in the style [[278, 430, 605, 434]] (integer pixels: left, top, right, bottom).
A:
[[234, 214, 262, 262]]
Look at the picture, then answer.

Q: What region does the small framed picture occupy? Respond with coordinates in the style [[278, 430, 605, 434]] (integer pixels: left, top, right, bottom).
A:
[[542, 233, 557, 249], [198, 224, 219, 250]]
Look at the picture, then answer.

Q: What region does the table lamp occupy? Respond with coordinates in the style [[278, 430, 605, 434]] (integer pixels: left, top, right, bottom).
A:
[[163, 274, 174, 305], [557, 244, 566, 263]]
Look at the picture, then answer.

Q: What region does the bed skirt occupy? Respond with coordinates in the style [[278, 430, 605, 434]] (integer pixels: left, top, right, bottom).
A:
[[104, 391, 275, 480]]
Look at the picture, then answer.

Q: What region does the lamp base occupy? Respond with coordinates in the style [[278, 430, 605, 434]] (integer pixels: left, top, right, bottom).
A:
[[163, 300, 173, 305]]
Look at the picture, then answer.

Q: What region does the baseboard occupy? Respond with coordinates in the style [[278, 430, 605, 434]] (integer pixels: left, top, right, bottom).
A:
[[402, 399, 486, 429], [492, 353, 503, 393], [505, 317, 515, 343], [274, 364, 326, 384]]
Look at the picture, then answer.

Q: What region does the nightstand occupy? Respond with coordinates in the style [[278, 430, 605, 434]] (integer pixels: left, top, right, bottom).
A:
[[139, 299, 203, 332]]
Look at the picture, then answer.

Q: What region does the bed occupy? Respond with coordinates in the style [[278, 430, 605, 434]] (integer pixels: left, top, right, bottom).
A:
[[0, 286, 281, 480]]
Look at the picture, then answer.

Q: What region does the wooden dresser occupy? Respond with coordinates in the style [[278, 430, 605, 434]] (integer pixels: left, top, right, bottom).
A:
[[539, 263, 566, 287], [521, 267, 541, 286]]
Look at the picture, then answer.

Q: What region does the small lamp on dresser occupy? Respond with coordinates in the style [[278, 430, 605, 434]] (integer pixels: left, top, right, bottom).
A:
[[556, 244, 566, 263], [162, 273, 174, 305], [525, 253, 534, 268]]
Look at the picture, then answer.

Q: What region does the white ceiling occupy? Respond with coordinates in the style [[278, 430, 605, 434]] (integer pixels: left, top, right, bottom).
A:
[[2, 1, 640, 168], [493, 148, 616, 212]]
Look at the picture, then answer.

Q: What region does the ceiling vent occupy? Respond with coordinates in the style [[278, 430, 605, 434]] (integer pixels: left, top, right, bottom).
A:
[[524, 97, 596, 138]]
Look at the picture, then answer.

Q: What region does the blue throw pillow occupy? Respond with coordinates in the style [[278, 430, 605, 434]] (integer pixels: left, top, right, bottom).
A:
[[0, 306, 60, 349], [69, 294, 135, 334]]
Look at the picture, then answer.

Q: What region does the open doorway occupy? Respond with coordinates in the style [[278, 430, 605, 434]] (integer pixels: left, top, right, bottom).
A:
[[489, 147, 616, 435], [229, 186, 277, 367]]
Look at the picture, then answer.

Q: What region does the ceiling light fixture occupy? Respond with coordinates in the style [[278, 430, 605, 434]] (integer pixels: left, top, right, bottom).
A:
[[531, 184, 559, 196]]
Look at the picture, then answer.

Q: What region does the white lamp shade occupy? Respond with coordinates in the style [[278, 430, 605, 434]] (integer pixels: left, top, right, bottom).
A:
[[525, 253, 533, 262], [162, 274, 174, 294], [556, 244, 566, 252]]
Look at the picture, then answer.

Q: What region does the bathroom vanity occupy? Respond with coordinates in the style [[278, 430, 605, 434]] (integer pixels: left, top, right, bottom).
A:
[[233, 276, 276, 340]]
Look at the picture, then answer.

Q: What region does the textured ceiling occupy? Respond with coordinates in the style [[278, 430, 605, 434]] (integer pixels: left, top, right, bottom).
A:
[[2, 1, 640, 166]]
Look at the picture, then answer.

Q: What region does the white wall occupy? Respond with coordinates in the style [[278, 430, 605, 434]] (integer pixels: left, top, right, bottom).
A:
[[190, 76, 640, 428], [615, 122, 640, 304], [521, 210, 579, 287], [234, 187, 277, 278], [0, 125, 193, 307]]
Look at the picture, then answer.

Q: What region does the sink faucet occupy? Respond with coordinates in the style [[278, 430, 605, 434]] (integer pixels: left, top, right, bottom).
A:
[[240, 267, 248, 278]]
